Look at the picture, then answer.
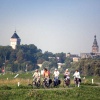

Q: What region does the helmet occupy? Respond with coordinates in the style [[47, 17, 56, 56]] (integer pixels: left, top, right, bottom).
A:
[[35, 69, 38, 71]]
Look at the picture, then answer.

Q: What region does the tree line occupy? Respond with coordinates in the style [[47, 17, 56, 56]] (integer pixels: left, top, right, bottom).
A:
[[0, 44, 100, 76], [0, 44, 66, 73]]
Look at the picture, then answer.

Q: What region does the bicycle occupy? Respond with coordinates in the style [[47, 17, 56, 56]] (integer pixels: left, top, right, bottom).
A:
[[63, 76, 70, 88], [51, 78, 61, 88], [42, 78, 52, 88], [74, 78, 81, 87], [32, 78, 41, 88]]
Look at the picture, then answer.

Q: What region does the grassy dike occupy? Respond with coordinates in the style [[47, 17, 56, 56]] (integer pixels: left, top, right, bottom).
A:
[[0, 86, 100, 100], [0, 73, 99, 100]]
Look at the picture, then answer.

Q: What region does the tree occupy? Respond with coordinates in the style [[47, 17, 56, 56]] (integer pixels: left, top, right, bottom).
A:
[[55, 52, 66, 63], [42, 51, 54, 61], [16, 50, 24, 63], [42, 61, 51, 70]]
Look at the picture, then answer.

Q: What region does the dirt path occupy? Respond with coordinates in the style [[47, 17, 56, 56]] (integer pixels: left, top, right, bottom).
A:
[[30, 82, 100, 90]]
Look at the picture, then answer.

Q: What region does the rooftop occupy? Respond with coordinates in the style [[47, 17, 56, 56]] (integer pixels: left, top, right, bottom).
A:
[[11, 31, 20, 38]]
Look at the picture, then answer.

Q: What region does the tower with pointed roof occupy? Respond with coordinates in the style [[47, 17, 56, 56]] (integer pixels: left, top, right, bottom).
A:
[[92, 35, 99, 53], [10, 31, 21, 49]]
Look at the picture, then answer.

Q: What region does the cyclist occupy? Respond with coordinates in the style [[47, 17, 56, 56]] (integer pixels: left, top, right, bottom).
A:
[[43, 68, 50, 84], [73, 70, 81, 79], [33, 69, 40, 82], [53, 68, 59, 86], [73, 70, 81, 87], [64, 69, 70, 79], [64, 69, 70, 87]]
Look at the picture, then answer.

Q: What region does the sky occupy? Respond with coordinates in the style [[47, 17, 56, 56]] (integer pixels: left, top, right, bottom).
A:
[[0, 0, 100, 55]]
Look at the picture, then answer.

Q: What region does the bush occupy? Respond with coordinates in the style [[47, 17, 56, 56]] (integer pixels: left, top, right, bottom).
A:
[[0, 85, 12, 90], [81, 83, 99, 86], [16, 85, 32, 89]]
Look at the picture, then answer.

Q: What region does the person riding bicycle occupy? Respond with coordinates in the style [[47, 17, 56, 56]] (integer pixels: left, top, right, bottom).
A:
[[73, 70, 81, 87], [33, 69, 40, 83], [63, 69, 70, 87], [73, 70, 81, 79], [53, 68, 59, 86], [43, 68, 50, 84], [64, 69, 70, 80]]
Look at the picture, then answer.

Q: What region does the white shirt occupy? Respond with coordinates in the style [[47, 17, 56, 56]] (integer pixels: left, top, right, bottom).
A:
[[41, 70, 44, 75], [54, 71, 59, 77], [33, 72, 40, 78], [73, 71, 80, 78]]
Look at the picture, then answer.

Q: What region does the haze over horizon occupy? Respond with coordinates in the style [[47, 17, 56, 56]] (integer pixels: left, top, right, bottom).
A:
[[0, 0, 100, 55]]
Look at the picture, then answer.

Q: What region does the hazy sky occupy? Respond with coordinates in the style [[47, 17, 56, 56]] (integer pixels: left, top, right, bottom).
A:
[[0, 0, 100, 55]]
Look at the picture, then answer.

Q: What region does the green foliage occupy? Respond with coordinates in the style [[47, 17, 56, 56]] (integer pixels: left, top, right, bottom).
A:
[[0, 45, 42, 72], [68, 59, 100, 76], [42, 51, 54, 61], [55, 52, 66, 63], [16, 85, 32, 89], [42, 61, 51, 70], [0, 45, 100, 77], [81, 83, 98, 86], [78, 59, 100, 76], [0, 85, 12, 90], [0, 73, 99, 100], [0, 87, 100, 100]]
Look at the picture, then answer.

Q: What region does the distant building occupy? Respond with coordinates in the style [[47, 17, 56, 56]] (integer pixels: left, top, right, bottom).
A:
[[73, 57, 80, 62], [10, 31, 21, 49], [37, 64, 42, 68], [80, 35, 100, 58], [66, 53, 80, 62], [92, 35, 99, 53], [57, 63, 65, 69], [80, 53, 92, 59]]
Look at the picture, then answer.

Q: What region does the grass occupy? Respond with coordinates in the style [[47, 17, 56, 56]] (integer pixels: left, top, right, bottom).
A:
[[0, 73, 99, 100], [0, 86, 100, 100]]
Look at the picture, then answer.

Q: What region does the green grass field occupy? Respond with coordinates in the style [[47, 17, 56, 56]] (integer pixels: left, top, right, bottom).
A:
[[0, 86, 100, 100], [0, 73, 100, 100]]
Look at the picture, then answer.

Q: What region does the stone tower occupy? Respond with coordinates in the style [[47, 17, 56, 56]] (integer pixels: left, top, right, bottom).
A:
[[10, 31, 21, 49], [92, 35, 99, 53]]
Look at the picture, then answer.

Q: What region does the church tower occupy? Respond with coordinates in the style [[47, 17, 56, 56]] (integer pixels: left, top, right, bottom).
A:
[[92, 35, 99, 53], [10, 31, 21, 49]]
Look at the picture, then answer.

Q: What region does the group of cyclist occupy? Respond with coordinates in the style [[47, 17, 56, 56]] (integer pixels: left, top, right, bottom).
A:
[[32, 67, 81, 87]]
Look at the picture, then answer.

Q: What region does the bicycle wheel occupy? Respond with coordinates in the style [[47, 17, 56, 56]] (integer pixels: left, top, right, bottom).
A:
[[32, 81, 36, 88], [50, 80, 55, 88], [42, 81, 46, 88], [36, 81, 41, 88], [63, 80, 66, 88]]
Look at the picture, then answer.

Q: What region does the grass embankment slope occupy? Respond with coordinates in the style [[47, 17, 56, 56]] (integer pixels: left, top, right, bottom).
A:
[[0, 73, 100, 100]]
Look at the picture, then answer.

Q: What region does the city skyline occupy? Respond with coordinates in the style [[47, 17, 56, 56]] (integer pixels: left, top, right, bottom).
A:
[[0, 0, 100, 55]]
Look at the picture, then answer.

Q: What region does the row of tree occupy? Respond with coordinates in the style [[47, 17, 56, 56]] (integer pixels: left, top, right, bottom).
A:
[[70, 59, 100, 76], [0, 44, 66, 73], [0, 44, 100, 76]]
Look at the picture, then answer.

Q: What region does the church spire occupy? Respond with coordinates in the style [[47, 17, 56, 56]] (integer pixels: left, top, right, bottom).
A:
[[92, 35, 99, 53], [93, 35, 98, 46]]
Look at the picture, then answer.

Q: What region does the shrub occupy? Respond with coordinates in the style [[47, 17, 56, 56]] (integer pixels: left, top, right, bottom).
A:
[[0, 85, 12, 90]]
